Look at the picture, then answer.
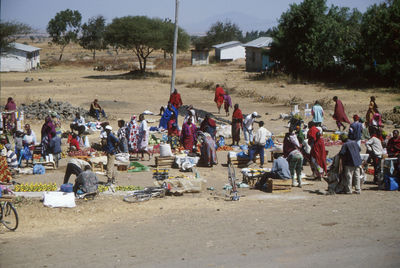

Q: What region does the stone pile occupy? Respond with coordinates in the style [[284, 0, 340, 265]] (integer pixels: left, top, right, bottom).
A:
[[20, 98, 89, 120]]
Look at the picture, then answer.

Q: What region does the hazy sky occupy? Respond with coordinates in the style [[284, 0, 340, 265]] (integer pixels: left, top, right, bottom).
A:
[[1, 0, 383, 34]]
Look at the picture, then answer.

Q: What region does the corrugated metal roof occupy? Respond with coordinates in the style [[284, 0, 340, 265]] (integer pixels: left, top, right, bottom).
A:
[[243, 37, 273, 48], [10, 42, 41, 52], [212, 41, 242, 49]]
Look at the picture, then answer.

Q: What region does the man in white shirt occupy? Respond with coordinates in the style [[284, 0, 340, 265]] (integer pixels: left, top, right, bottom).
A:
[[22, 124, 37, 145], [70, 112, 87, 134], [243, 111, 258, 144], [366, 128, 384, 184], [247, 121, 268, 168]]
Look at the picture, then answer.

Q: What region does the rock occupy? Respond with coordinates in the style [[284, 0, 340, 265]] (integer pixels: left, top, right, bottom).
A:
[[49, 79, 54, 83], [38, 78, 43, 81], [280, 85, 285, 88], [385, 120, 393, 125], [24, 77, 31, 82]]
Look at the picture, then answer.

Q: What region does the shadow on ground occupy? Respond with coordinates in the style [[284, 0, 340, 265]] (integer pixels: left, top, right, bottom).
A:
[[83, 71, 167, 80]]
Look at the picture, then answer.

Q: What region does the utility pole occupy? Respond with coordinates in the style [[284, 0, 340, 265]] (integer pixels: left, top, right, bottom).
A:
[[170, 0, 179, 94]]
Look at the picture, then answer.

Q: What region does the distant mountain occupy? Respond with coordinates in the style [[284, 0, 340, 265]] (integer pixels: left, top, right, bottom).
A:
[[182, 11, 277, 35]]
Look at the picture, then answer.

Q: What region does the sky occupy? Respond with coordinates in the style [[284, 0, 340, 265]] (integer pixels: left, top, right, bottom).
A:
[[1, 0, 383, 34]]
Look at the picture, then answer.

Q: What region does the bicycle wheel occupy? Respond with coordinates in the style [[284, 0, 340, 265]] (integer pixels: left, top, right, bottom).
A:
[[123, 193, 152, 203], [1, 202, 18, 231]]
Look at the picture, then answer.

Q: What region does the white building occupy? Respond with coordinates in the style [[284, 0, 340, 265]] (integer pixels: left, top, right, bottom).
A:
[[1, 43, 41, 72], [212, 41, 245, 61], [243, 37, 273, 72]]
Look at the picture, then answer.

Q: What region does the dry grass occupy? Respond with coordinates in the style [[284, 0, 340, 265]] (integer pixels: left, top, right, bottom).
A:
[[237, 89, 281, 104], [187, 80, 215, 91], [284, 96, 304, 106]]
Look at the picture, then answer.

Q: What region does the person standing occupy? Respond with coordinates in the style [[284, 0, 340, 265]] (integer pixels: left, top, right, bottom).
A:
[[214, 84, 225, 113], [339, 135, 362, 194], [283, 127, 304, 187], [138, 114, 151, 160], [223, 92, 232, 116], [366, 128, 384, 184], [117, 120, 129, 153], [348, 115, 363, 148], [169, 88, 183, 109], [231, 104, 243, 146], [104, 125, 119, 185], [311, 101, 324, 127], [247, 121, 268, 168], [310, 132, 327, 180], [366, 96, 379, 126], [332, 96, 350, 131], [243, 112, 258, 144], [127, 115, 139, 153], [180, 117, 197, 152], [4, 97, 17, 132]]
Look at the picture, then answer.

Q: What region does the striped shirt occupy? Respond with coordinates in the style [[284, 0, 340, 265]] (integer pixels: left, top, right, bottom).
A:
[[7, 150, 18, 169]]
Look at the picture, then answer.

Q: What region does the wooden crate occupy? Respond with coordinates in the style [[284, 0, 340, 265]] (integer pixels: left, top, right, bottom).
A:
[[155, 156, 175, 167], [228, 156, 260, 168], [266, 179, 292, 193]]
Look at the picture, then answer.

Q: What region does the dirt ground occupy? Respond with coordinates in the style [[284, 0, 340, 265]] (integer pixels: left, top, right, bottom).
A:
[[1, 53, 400, 267]]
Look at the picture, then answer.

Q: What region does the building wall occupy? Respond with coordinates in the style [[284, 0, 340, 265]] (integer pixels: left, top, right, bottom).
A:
[[245, 47, 263, 72], [1, 49, 40, 72], [191, 51, 209, 65], [220, 46, 245, 61]]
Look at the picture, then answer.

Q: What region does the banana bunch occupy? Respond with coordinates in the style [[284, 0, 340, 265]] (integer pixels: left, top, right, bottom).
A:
[[97, 185, 109, 193], [15, 182, 57, 192], [114, 185, 143, 191]]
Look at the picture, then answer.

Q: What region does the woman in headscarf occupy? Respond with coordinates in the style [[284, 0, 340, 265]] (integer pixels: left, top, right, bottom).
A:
[[137, 114, 151, 160], [310, 131, 327, 180], [332, 96, 350, 131], [180, 117, 197, 152], [199, 131, 218, 167], [366, 96, 379, 126], [159, 102, 178, 130], [167, 113, 180, 149], [199, 114, 217, 139], [41, 116, 56, 156], [223, 92, 232, 116], [4, 97, 17, 133], [128, 115, 139, 153], [231, 104, 243, 146]]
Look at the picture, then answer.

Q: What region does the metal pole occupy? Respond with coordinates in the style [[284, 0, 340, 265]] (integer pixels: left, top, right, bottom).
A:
[[170, 0, 179, 94]]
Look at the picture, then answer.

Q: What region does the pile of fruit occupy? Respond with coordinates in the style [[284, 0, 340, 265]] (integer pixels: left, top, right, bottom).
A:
[[114, 185, 143, 191], [68, 148, 102, 157], [217, 145, 234, 151], [98, 185, 109, 193], [14, 183, 57, 192]]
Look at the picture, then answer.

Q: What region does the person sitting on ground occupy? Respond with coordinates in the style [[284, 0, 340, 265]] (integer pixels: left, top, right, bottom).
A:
[[338, 134, 362, 194], [332, 96, 350, 131], [63, 158, 91, 184], [255, 153, 291, 190], [70, 112, 86, 135], [214, 84, 226, 114], [90, 99, 107, 121], [73, 165, 98, 195], [387, 130, 400, 157], [348, 115, 363, 148], [311, 100, 324, 127], [243, 112, 258, 145], [5, 144, 18, 170], [200, 114, 217, 139], [22, 124, 36, 146], [283, 127, 303, 187], [247, 121, 268, 168], [117, 120, 129, 153], [366, 128, 384, 184], [68, 133, 81, 151], [223, 92, 232, 116], [169, 88, 183, 109]]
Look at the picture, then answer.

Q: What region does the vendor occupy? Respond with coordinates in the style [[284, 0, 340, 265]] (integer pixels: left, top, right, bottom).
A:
[[267, 153, 291, 180], [23, 124, 37, 146], [63, 158, 91, 184], [199, 114, 217, 139], [247, 121, 268, 169], [90, 99, 107, 121], [387, 130, 400, 157], [5, 144, 18, 170], [68, 133, 81, 151], [243, 112, 258, 144], [199, 132, 217, 167], [73, 165, 98, 195], [70, 112, 86, 135]]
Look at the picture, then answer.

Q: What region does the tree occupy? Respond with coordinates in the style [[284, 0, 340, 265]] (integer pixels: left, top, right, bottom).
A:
[[195, 20, 243, 49], [0, 21, 33, 50], [105, 16, 173, 72], [79, 15, 107, 60], [242, 29, 273, 43], [160, 19, 190, 59], [47, 9, 82, 61]]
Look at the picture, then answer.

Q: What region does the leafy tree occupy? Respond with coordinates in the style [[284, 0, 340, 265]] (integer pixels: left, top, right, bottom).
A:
[[79, 15, 107, 60], [106, 16, 178, 72], [160, 20, 190, 59], [47, 9, 82, 61], [195, 20, 243, 49], [359, 0, 400, 86], [0, 21, 33, 50], [242, 29, 273, 43]]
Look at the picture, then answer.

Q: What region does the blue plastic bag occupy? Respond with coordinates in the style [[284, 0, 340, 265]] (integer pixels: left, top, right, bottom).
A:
[[239, 144, 248, 151], [264, 138, 275, 149], [384, 175, 399, 191], [217, 136, 225, 147], [236, 151, 249, 159], [33, 164, 46, 175]]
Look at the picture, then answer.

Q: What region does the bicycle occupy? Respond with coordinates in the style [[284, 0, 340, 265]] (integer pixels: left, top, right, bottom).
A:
[[0, 197, 19, 231], [227, 163, 240, 201], [123, 187, 166, 203]]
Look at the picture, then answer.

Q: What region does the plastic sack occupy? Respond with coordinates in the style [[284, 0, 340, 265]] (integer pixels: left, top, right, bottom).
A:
[[236, 151, 249, 159], [216, 124, 232, 138], [384, 175, 399, 191], [217, 136, 225, 147], [264, 138, 274, 149], [43, 192, 76, 208], [33, 164, 45, 175], [240, 144, 248, 151]]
